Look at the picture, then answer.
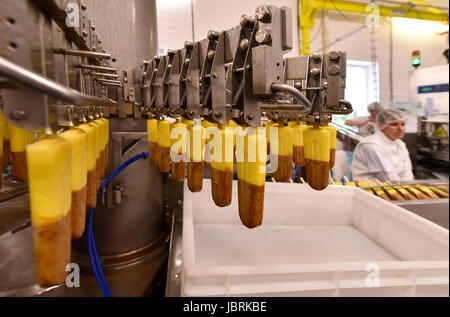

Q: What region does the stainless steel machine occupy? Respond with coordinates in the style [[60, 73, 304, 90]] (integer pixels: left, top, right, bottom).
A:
[[0, 0, 355, 297]]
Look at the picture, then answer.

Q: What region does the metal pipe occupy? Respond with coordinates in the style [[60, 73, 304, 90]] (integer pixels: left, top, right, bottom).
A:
[[271, 83, 312, 110], [73, 64, 117, 73], [54, 48, 111, 60], [0, 56, 116, 107], [94, 78, 122, 84], [97, 81, 123, 88], [91, 72, 119, 79], [261, 104, 307, 112], [94, 78, 122, 85]]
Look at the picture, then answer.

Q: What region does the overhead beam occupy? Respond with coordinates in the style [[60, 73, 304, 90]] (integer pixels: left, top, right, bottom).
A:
[[311, 0, 449, 22], [300, 0, 318, 54]]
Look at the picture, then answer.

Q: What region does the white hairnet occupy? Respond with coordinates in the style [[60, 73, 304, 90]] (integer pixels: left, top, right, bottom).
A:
[[367, 102, 384, 114], [376, 108, 408, 129]]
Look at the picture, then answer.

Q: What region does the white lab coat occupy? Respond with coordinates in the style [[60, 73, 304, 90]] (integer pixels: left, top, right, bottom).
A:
[[352, 130, 414, 182], [349, 116, 375, 136]]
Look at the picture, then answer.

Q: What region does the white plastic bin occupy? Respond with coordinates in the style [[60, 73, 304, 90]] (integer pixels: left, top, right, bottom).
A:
[[182, 180, 449, 297]]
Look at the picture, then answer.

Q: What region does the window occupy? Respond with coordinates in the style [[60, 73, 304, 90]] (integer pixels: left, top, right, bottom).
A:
[[332, 60, 379, 125]]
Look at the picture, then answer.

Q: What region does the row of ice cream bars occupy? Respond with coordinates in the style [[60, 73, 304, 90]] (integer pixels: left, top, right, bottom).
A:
[[0, 109, 109, 238], [0, 108, 110, 287], [146, 116, 338, 228], [327, 175, 449, 201]]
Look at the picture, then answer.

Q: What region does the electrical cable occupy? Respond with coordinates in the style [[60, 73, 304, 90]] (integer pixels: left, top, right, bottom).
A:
[[89, 151, 150, 297]]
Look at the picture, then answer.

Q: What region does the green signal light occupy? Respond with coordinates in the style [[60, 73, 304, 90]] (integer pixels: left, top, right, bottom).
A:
[[412, 57, 421, 67]]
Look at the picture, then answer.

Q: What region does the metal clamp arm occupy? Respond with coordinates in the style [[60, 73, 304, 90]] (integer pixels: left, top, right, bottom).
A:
[[0, 56, 117, 107]]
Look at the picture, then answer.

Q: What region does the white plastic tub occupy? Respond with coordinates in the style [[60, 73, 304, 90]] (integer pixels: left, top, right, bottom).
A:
[[182, 180, 449, 297]]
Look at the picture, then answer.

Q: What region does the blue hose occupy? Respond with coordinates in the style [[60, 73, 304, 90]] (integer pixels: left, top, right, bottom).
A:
[[88, 152, 149, 297], [88, 209, 110, 297]]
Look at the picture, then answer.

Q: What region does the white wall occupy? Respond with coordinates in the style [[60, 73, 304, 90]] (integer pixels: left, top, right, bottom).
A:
[[309, 11, 448, 109], [156, 0, 193, 53], [156, 0, 449, 111], [192, 0, 299, 57]]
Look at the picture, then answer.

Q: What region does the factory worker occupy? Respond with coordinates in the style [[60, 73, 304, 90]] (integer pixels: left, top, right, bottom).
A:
[[344, 102, 384, 136], [352, 108, 414, 182]]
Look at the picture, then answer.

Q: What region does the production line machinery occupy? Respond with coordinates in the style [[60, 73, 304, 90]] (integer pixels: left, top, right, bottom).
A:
[[0, 1, 353, 296]]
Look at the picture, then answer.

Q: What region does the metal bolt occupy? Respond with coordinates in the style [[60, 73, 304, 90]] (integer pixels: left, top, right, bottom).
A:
[[67, 6, 74, 13], [329, 51, 340, 61], [329, 65, 341, 76], [207, 30, 219, 41], [247, 114, 254, 121], [207, 50, 215, 60], [189, 111, 194, 116], [310, 68, 321, 78], [240, 15, 255, 28], [255, 5, 271, 22], [239, 39, 249, 51], [10, 110, 27, 120], [167, 49, 175, 56], [91, 25, 95, 31], [311, 53, 321, 63], [81, 2, 87, 10], [187, 77, 192, 83], [82, 31, 88, 37], [294, 82, 302, 89], [184, 41, 193, 49], [98, 39, 102, 44], [153, 56, 160, 61], [212, 72, 218, 78], [184, 58, 190, 66], [255, 30, 271, 44]]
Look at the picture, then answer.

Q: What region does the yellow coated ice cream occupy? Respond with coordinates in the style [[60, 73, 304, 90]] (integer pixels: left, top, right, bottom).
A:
[[147, 119, 158, 144], [265, 121, 278, 145], [77, 124, 97, 171], [303, 126, 331, 162], [170, 121, 187, 156], [0, 119, 4, 157], [356, 180, 373, 193], [210, 126, 234, 171], [237, 128, 267, 186], [292, 123, 306, 147], [188, 121, 205, 162], [94, 119, 106, 152], [272, 126, 293, 156], [9, 124, 29, 152], [323, 125, 337, 150], [88, 121, 101, 160], [100, 118, 109, 144], [26, 136, 71, 223], [158, 120, 171, 148], [0, 113, 9, 140], [60, 128, 88, 191], [182, 118, 193, 126]]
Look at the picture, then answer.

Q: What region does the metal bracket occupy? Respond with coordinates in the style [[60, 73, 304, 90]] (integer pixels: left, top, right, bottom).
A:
[[200, 31, 227, 124], [167, 49, 183, 117], [184, 42, 201, 120], [231, 16, 260, 127], [154, 55, 167, 116]]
